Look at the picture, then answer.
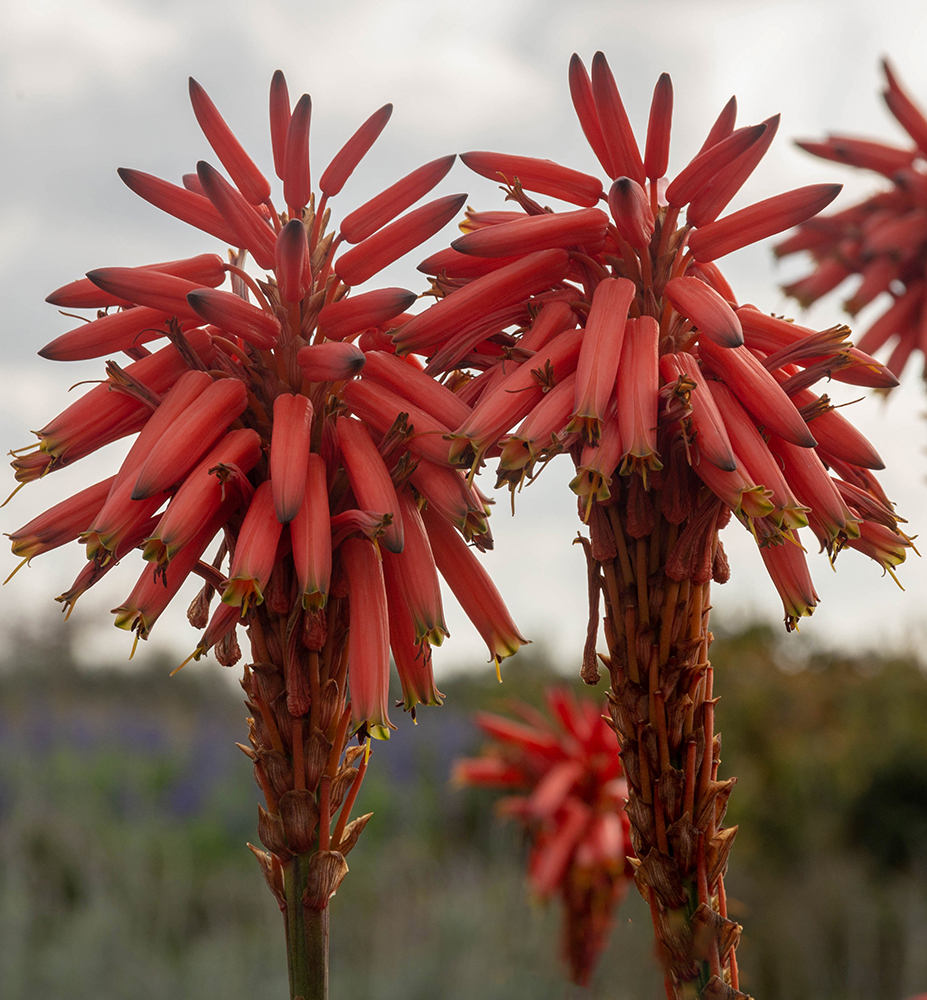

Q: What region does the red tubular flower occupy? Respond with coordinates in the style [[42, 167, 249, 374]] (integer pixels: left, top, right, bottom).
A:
[[336, 416, 405, 553], [141, 428, 262, 566], [20, 331, 214, 478], [335, 193, 468, 287], [340, 536, 393, 739], [343, 379, 455, 468], [460, 151, 602, 206], [758, 535, 820, 631], [450, 207, 608, 257], [270, 393, 315, 524], [616, 316, 662, 480], [777, 60, 927, 382], [422, 504, 527, 667], [131, 377, 249, 499], [393, 249, 571, 355], [339, 155, 457, 244], [455, 688, 634, 987], [381, 492, 447, 647], [290, 453, 332, 609], [8, 476, 115, 563], [569, 277, 635, 446], [222, 481, 284, 613], [319, 103, 392, 197]]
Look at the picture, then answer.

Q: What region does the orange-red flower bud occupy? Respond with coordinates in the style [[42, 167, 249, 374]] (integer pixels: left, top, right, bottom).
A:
[[790, 388, 885, 470], [47, 254, 227, 310], [335, 194, 467, 287], [186, 288, 281, 348], [590, 51, 645, 184], [297, 342, 366, 383], [687, 115, 780, 228], [282, 92, 312, 211], [667, 124, 767, 209], [569, 54, 613, 178], [340, 155, 456, 244], [117, 168, 239, 245], [665, 275, 743, 348], [85, 267, 204, 322], [688, 184, 842, 262], [270, 393, 314, 524], [196, 161, 277, 270], [316, 287, 417, 342], [320, 103, 392, 197], [39, 307, 174, 363], [188, 77, 271, 206], [461, 151, 603, 207], [451, 208, 608, 258], [274, 219, 310, 303], [607, 178, 654, 251], [644, 73, 673, 181]]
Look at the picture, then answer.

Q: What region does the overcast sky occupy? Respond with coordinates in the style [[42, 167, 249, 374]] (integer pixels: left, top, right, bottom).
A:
[[2, 0, 926, 681]]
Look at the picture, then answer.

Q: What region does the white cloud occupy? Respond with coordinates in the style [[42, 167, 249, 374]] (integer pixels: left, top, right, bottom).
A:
[[3, 0, 180, 99]]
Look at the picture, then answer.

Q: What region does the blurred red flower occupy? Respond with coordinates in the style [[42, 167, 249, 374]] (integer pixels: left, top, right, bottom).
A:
[[778, 59, 927, 384], [455, 688, 634, 987]]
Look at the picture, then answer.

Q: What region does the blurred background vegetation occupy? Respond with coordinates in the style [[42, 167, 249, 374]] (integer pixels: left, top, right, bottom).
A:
[[1, 616, 926, 999]]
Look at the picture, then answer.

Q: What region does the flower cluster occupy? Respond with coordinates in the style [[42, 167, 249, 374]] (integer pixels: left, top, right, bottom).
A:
[[409, 52, 912, 627], [7, 75, 528, 924], [408, 52, 911, 997], [9, 73, 525, 728], [455, 688, 634, 987], [777, 60, 927, 383]]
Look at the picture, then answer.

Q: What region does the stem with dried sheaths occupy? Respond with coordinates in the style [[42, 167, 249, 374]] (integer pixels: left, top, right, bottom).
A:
[[239, 598, 372, 1000], [584, 474, 748, 1000]]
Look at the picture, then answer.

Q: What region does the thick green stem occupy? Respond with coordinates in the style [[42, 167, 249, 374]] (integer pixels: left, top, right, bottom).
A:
[[284, 854, 330, 1000]]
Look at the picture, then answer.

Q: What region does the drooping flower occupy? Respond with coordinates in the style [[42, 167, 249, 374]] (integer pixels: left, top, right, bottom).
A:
[[454, 688, 634, 988], [7, 72, 526, 999], [777, 59, 927, 383], [400, 51, 908, 999]]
